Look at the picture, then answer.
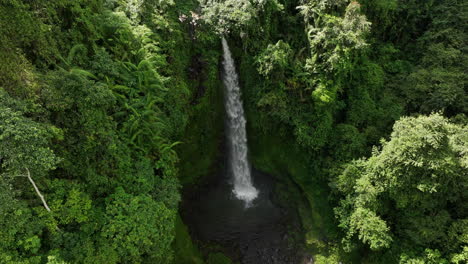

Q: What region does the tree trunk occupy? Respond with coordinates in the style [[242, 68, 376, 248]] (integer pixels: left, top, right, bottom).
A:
[[26, 168, 51, 212]]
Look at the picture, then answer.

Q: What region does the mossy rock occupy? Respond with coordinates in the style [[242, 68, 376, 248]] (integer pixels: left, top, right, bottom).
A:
[[206, 252, 232, 264], [173, 215, 205, 264]]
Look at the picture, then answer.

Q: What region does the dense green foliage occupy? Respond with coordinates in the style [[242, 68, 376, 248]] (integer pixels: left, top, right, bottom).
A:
[[335, 114, 467, 262], [0, 0, 222, 263], [1, 0, 467, 263], [198, 0, 467, 263]]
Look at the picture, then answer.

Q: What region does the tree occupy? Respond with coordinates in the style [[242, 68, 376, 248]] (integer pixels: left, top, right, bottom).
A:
[[102, 187, 176, 263], [298, 0, 371, 75], [200, 0, 257, 35], [255, 40, 292, 78], [0, 89, 59, 210], [334, 113, 468, 260], [402, 0, 468, 116], [199, 0, 282, 35]]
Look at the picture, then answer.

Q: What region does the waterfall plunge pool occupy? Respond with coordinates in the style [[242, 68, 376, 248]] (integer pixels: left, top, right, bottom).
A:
[[181, 168, 302, 264], [180, 37, 303, 264]]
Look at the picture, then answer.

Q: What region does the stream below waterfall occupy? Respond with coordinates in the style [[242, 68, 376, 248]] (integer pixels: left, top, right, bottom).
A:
[[181, 167, 302, 264]]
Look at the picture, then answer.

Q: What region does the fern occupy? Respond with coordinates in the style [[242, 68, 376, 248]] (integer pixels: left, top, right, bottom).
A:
[[160, 141, 182, 153], [70, 68, 97, 79], [124, 103, 140, 116], [67, 44, 87, 65], [137, 59, 152, 71], [130, 129, 143, 142], [122, 61, 137, 71]]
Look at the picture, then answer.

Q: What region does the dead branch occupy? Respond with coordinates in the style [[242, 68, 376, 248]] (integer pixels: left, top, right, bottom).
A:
[[25, 168, 51, 212]]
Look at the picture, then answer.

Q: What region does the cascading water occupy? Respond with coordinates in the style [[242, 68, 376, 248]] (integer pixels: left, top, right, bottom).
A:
[[183, 42, 300, 260], [221, 37, 258, 204]]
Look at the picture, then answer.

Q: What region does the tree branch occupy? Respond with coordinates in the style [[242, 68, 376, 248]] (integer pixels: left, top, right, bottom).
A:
[[26, 168, 51, 212]]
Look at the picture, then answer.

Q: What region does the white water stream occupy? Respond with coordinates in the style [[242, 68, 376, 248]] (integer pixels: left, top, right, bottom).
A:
[[221, 37, 258, 204]]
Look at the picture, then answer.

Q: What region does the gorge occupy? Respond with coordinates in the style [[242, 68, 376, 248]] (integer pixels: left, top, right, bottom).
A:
[[0, 1, 466, 264]]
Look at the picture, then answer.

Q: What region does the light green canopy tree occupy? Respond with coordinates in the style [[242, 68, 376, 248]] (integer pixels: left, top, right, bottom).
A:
[[0, 89, 60, 211], [199, 0, 283, 35], [334, 113, 468, 262], [0, 88, 61, 262]]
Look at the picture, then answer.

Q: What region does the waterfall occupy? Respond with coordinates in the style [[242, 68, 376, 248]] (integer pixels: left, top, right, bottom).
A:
[[221, 37, 259, 204]]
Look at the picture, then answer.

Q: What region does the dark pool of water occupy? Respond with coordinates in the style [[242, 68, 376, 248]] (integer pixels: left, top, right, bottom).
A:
[[182, 168, 302, 264]]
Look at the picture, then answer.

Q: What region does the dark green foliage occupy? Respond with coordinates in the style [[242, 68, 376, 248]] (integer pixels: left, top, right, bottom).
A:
[[1, 0, 467, 263], [212, 0, 466, 263], [102, 187, 175, 263], [0, 0, 213, 262], [402, 0, 468, 115]]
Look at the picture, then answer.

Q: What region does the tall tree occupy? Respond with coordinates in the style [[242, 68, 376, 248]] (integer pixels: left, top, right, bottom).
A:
[[334, 113, 468, 262]]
